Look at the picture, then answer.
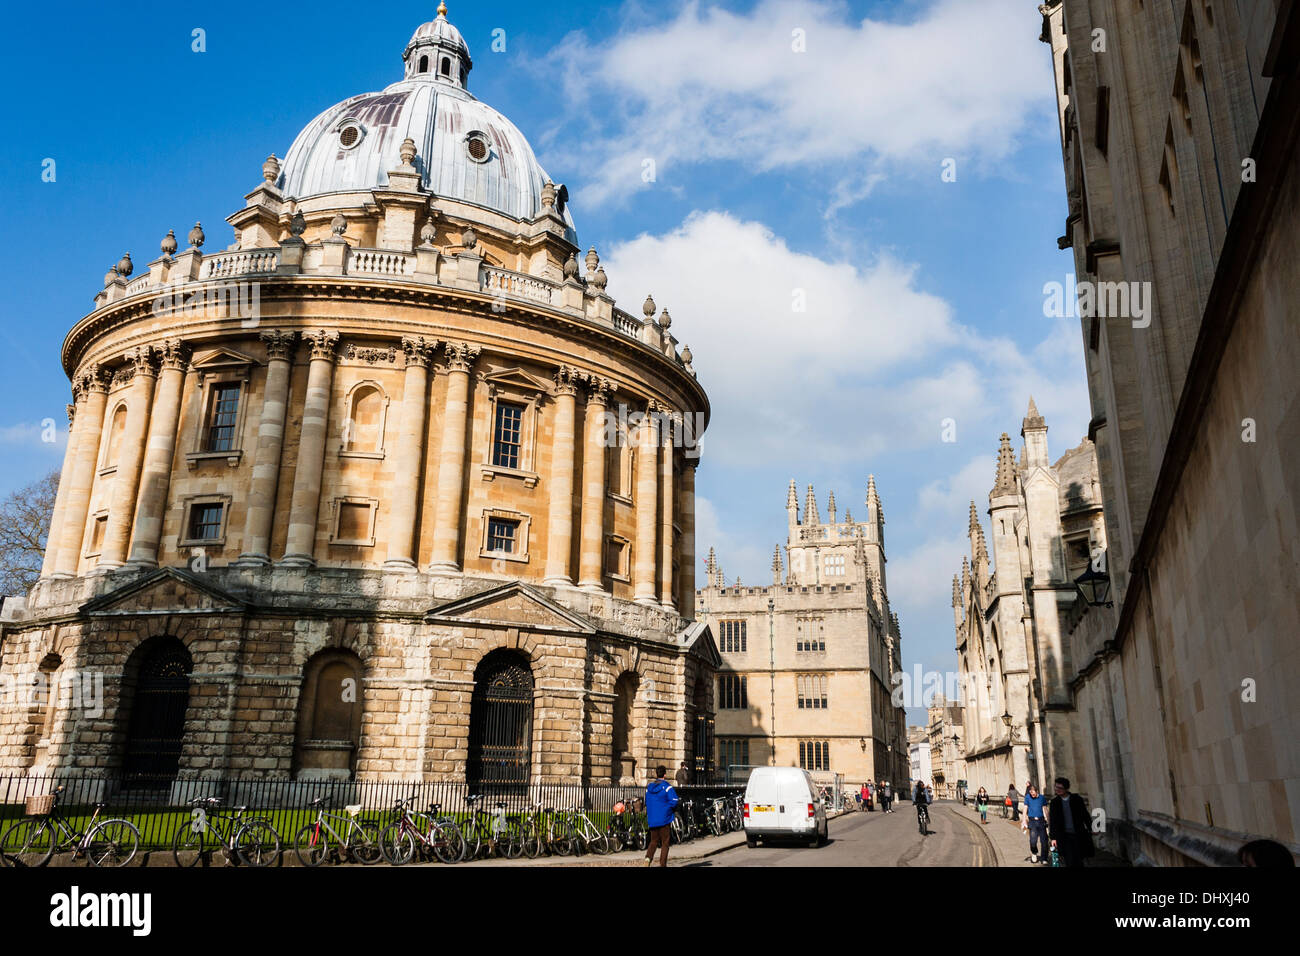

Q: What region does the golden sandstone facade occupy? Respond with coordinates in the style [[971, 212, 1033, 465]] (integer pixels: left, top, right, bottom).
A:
[[0, 8, 718, 790]]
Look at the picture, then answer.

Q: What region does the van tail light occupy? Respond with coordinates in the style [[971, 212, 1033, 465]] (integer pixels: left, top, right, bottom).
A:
[[743, 803, 750, 818], [807, 803, 815, 818]]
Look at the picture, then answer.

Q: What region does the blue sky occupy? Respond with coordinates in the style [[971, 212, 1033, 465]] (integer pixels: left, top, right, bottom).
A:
[[0, 0, 1088, 721]]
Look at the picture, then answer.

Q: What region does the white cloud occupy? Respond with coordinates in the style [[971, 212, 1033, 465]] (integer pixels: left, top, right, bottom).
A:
[[0, 422, 67, 451], [917, 454, 994, 517], [541, 0, 1054, 206]]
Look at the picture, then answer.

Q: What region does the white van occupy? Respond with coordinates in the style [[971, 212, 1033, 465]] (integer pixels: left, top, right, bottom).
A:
[[743, 767, 828, 847]]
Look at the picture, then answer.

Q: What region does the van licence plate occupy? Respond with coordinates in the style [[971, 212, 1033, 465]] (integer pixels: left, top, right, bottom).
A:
[[753, 805, 774, 812]]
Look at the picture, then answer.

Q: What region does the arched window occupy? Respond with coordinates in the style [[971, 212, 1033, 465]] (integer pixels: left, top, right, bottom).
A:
[[102, 403, 128, 468], [467, 650, 533, 791], [292, 650, 364, 780], [441, 57, 451, 77], [342, 382, 386, 456], [611, 672, 638, 783], [120, 637, 193, 786], [418, 54, 429, 73]]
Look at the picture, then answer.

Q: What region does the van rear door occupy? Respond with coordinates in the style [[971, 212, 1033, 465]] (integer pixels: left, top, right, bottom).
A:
[[745, 770, 781, 830], [779, 771, 815, 830]]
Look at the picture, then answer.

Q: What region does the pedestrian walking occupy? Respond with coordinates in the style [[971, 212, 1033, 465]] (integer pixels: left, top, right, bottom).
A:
[[675, 761, 692, 787], [1007, 783, 1021, 822], [883, 781, 893, 812], [644, 766, 679, 867], [1048, 777, 1095, 867], [1022, 783, 1048, 863], [975, 786, 990, 823], [859, 782, 869, 811]]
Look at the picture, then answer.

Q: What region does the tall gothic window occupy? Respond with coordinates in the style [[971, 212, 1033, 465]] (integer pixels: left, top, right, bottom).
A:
[[718, 674, 747, 710], [799, 740, 830, 771], [718, 620, 747, 653]]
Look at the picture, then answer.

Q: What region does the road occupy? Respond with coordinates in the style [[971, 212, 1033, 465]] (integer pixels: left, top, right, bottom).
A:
[[683, 803, 996, 867]]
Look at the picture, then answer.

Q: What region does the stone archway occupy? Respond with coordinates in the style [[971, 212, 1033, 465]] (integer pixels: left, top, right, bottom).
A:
[[292, 649, 364, 780], [120, 636, 193, 786], [467, 649, 534, 792]]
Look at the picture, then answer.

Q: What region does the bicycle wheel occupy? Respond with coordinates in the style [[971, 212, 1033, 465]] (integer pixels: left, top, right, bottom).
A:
[[606, 822, 624, 853], [586, 828, 611, 855], [462, 823, 483, 861], [85, 819, 140, 868], [429, 822, 461, 865], [172, 821, 208, 867], [235, 821, 281, 867], [498, 821, 524, 860], [634, 824, 648, 852], [351, 823, 384, 865], [550, 822, 574, 857], [294, 822, 331, 867], [1, 818, 57, 867], [521, 821, 542, 859], [379, 822, 415, 865]]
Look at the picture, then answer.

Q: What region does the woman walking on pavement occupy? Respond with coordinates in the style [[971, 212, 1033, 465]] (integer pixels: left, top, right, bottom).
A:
[[975, 786, 990, 823], [1007, 783, 1020, 821]]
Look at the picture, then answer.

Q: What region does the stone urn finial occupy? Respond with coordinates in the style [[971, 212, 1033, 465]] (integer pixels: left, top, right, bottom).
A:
[[563, 253, 578, 279], [160, 229, 178, 257], [541, 179, 556, 209], [263, 153, 280, 183], [288, 203, 306, 237], [462, 227, 477, 250], [420, 218, 436, 246], [592, 266, 608, 291], [116, 252, 134, 277], [642, 294, 656, 319], [104, 266, 119, 286], [681, 344, 693, 365], [659, 308, 671, 330], [585, 246, 599, 274], [330, 213, 348, 237], [399, 137, 418, 167], [188, 221, 205, 249]]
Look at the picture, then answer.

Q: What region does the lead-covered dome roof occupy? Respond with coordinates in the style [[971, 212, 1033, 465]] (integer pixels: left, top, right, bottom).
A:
[[276, 5, 576, 240]]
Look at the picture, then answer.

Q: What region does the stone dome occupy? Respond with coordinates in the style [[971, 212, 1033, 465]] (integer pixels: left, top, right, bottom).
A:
[[276, 6, 576, 241]]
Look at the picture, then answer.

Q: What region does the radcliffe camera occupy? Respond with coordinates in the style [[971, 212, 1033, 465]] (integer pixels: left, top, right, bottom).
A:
[[0, 0, 1294, 942]]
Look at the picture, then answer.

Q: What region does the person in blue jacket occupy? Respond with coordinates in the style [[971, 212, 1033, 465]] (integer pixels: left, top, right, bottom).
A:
[[644, 765, 679, 867], [1021, 783, 1049, 863]]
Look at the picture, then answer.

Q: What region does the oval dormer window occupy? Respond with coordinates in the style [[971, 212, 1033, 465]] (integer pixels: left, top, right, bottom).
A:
[[339, 122, 363, 149], [465, 131, 490, 163]]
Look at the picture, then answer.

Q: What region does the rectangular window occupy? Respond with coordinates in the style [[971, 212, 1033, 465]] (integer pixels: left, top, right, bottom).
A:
[[718, 738, 749, 770], [492, 402, 524, 469], [796, 618, 826, 653], [718, 674, 748, 710], [487, 517, 518, 553], [799, 740, 830, 771], [204, 383, 241, 452], [718, 619, 747, 653], [824, 554, 845, 577], [797, 674, 828, 710], [188, 503, 224, 541]]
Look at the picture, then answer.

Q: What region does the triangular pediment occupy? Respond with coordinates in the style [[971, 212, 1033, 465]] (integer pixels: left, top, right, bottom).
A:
[[81, 567, 247, 616], [427, 582, 596, 633], [190, 346, 260, 371], [478, 367, 552, 395], [680, 620, 722, 667]]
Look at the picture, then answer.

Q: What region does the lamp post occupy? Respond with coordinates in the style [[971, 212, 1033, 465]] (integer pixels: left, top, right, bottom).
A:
[[1074, 551, 1113, 608]]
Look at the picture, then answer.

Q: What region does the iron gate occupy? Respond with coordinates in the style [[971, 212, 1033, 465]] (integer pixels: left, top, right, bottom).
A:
[[122, 640, 193, 785], [467, 653, 534, 791]]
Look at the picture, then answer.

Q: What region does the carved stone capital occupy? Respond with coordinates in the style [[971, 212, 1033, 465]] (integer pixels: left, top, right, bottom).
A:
[[552, 364, 581, 397], [72, 364, 109, 400], [444, 341, 481, 373], [157, 339, 190, 372], [580, 373, 618, 406], [66, 403, 76, 428], [115, 347, 158, 385], [260, 329, 297, 362], [402, 336, 437, 368], [304, 330, 340, 362]]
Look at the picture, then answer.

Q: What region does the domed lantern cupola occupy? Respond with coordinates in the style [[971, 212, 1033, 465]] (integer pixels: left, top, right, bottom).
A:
[[404, 2, 473, 88]]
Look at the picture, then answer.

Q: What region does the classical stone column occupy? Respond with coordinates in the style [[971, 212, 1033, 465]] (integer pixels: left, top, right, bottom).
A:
[[53, 367, 109, 577], [632, 403, 660, 606], [678, 456, 698, 617], [384, 336, 436, 571], [126, 340, 189, 568], [96, 349, 159, 571], [658, 412, 676, 611], [280, 330, 338, 567], [39, 402, 78, 579], [543, 366, 580, 587], [235, 331, 295, 566], [576, 376, 616, 591], [429, 341, 480, 574]]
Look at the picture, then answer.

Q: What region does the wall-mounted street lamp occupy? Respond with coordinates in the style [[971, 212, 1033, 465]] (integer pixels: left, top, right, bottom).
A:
[[1074, 558, 1113, 608]]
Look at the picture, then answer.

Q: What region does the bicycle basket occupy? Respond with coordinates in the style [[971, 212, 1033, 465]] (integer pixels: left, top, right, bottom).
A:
[[25, 793, 57, 816]]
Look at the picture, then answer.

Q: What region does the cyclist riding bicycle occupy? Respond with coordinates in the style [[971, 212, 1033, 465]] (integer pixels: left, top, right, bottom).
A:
[[914, 781, 931, 824]]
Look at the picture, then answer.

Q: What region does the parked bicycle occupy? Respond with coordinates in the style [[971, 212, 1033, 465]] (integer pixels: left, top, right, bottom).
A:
[[0, 786, 139, 868], [172, 796, 282, 867], [557, 804, 611, 855], [379, 796, 464, 865], [606, 796, 647, 852], [293, 796, 383, 866], [460, 794, 523, 859], [520, 801, 572, 858]]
